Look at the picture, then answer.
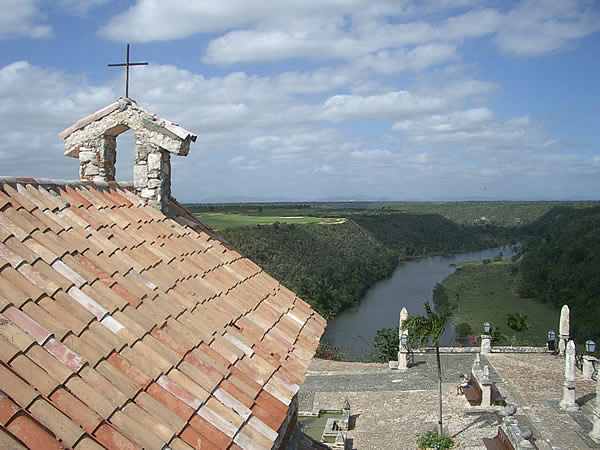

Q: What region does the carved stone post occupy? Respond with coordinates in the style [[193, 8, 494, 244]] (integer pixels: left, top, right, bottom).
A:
[[559, 305, 570, 356], [481, 335, 492, 355], [583, 356, 597, 379], [397, 308, 409, 371], [480, 365, 492, 407], [559, 340, 579, 411], [590, 374, 600, 443], [398, 307, 408, 341], [472, 353, 481, 373]]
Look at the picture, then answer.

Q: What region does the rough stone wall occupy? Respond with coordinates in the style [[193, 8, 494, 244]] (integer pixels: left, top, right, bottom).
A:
[[275, 395, 299, 449], [78, 136, 117, 181], [133, 131, 171, 212]]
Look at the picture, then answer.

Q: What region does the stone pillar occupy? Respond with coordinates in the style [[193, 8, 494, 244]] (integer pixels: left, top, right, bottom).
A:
[[583, 356, 597, 379], [480, 365, 492, 406], [481, 335, 492, 355], [340, 398, 350, 431], [398, 307, 408, 341], [559, 305, 570, 356], [133, 131, 171, 214], [481, 380, 492, 406], [78, 135, 117, 182], [590, 375, 600, 443], [397, 348, 409, 371], [397, 308, 409, 371], [472, 353, 481, 372], [559, 340, 579, 411]]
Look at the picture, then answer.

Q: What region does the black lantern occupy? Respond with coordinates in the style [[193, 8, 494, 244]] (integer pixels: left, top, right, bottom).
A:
[[585, 340, 596, 354], [483, 322, 491, 334], [547, 330, 556, 351]]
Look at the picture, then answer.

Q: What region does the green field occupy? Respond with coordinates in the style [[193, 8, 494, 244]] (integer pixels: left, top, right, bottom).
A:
[[195, 213, 342, 230], [186, 201, 599, 228], [442, 261, 560, 345]]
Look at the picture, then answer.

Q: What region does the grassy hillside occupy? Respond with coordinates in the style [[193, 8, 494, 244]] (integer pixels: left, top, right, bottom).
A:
[[440, 261, 559, 345]]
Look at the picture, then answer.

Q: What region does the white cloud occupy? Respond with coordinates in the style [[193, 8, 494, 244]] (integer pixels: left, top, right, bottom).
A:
[[314, 165, 335, 174], [355, 44, 458, 74], [495, 0, 600, 56], [392, 106, 542, 153], [0, 0, 52, 39], [350, 149, 394, 161], [0, 61, 114, 177], [99, 0, 370, 42], [229, 155, 261, 170], [319, 91, 448, 122], [58, 0, 113, 15]]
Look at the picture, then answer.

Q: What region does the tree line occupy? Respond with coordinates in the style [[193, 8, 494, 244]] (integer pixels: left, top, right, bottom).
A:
[[517, 206, 600, 342]]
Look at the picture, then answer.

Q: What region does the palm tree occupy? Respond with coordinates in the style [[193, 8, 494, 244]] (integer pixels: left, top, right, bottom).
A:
[[507, 312, 532, 345], [403, 302, 449, 435], [507, 312, 532, 333]]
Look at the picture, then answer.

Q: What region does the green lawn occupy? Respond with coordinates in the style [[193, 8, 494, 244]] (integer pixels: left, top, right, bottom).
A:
[[194, 213, 342, 230], [442, 261, 560, 345]]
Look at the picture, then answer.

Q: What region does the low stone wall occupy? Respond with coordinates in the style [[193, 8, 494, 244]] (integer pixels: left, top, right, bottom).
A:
[[410, 346, 550, 354]]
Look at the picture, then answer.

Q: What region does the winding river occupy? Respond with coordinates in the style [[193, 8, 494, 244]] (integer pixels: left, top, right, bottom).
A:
[[321, 245, 516, 360]]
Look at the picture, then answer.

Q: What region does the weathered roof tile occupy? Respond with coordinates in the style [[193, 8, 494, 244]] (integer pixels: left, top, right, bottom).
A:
[[0, 179, 326, 449]]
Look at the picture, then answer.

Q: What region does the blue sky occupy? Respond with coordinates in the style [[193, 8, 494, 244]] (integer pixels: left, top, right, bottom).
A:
[[1, 0, 599, 202]]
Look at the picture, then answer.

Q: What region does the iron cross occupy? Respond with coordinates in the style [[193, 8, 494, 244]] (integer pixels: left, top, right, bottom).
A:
[[108, 44, 148, 98]]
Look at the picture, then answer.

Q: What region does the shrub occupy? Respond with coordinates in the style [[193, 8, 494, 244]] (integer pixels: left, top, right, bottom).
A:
[[455, 322, 473, 337], [315, 342, 347, 361], [416, 429, 454, 449], [373, 327, 399, 362]]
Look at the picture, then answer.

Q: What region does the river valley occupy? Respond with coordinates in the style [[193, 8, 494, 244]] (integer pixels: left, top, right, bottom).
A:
[[321, 245, 516, 360]]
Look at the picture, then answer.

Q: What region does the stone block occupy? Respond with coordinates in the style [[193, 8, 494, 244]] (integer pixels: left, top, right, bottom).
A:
[[133, 164, 148, 188], [79, 151, 96, 163], [140, 188, 154, 199], [83, 164, 99, 177], [147, 152, 162, 172], [147, 179, 161, 189]]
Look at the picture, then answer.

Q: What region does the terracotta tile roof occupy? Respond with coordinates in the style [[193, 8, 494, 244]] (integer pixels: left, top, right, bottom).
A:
[[0, 178, 326, 449]]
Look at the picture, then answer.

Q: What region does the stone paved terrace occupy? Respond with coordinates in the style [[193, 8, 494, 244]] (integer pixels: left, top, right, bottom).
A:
[[298, 353, 598, 449]]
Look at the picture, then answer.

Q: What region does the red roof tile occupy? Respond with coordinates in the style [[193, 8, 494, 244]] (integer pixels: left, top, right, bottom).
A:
[[0, 179, 326, 449], [49, 388, 102, 434], [6, 411, 64, 449], [93, 422, 141, 450]]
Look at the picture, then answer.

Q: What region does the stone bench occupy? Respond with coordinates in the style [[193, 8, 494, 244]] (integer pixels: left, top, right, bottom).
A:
[[482, 426, 515, 450], [465, 366, 506, 407], [463, 372, 482, 405]]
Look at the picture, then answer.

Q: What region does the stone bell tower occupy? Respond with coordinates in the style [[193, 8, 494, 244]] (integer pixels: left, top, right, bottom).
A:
[[59, 97, 196, 214]]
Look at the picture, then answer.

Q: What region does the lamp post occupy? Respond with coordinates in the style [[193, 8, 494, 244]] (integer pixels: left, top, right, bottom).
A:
[[586, 340, 596, 354], [548, 330, 556, 352], [483, 322, 491, 334], [583, 340, 597, 379], [481, 321, 492, 354]]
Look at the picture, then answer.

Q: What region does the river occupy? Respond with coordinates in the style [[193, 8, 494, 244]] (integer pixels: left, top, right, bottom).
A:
[[321, 245, 516, 360]]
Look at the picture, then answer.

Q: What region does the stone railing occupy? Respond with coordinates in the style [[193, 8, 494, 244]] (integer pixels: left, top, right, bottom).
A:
[[408, 346, 551, 354]]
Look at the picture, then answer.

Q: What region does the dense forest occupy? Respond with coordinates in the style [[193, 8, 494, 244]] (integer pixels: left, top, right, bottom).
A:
[[222, 221, 397, 318], [221, 213, 517, 318], [353, 214, 514, 258], [517, 207, 600, 342]]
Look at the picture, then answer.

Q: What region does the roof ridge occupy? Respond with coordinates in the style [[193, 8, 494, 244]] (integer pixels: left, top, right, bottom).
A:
[[0, 177, 134, 189]]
